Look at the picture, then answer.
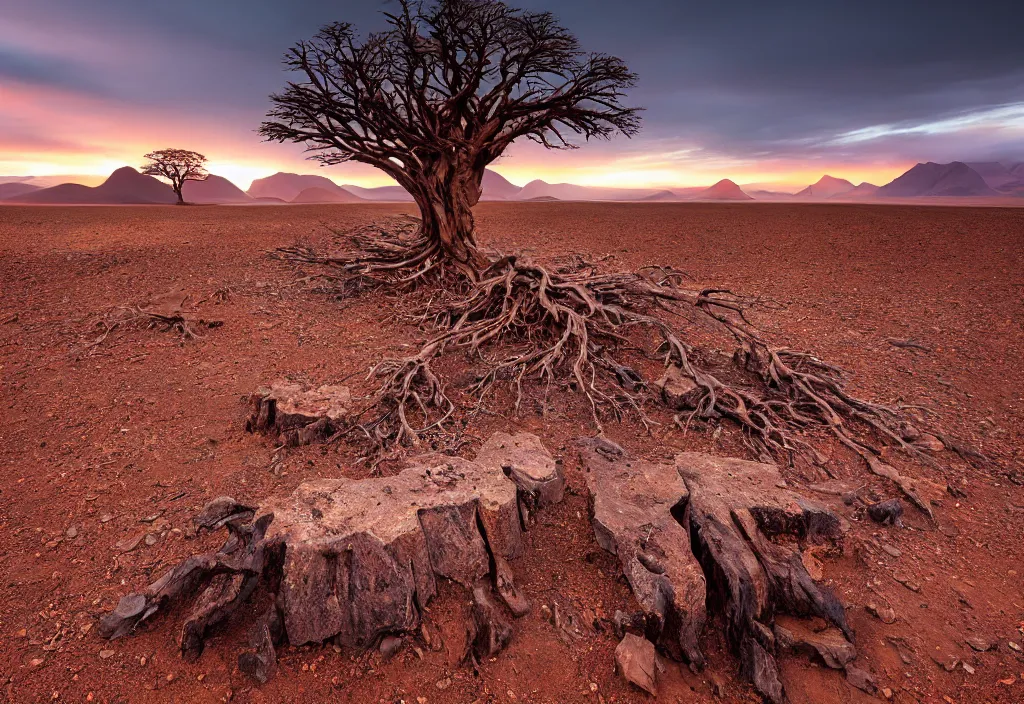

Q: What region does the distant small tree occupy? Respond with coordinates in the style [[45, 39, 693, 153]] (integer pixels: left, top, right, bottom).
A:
[[141, 149, 209, 204]]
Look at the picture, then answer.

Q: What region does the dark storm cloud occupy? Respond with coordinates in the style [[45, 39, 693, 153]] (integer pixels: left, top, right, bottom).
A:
[[0, 46, 112, 96], [2, 0, 1023, 162]]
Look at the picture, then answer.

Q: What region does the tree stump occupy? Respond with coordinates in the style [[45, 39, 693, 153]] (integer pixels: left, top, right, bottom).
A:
[[581, 438, 707, 667], [476, 431, 565, 522], [676, 452, 855, 703], [581, 440, 860, 704], [244, 381, 352, 446], [99, 433, 563, 681]]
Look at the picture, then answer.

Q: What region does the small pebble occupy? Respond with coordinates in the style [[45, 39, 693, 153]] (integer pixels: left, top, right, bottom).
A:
[[966, 636, 991, 652]]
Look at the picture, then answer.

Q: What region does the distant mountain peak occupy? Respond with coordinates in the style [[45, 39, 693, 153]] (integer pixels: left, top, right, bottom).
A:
[[878, 161, 997, 198], [182, 174, 252, 203], [694, 179, 753, 201], [796, 174, 856, 198], [5, 165, 176, 204], [247, 172, 353, 202], [291, 185, 362, 203], [480, 169, 522, 200]]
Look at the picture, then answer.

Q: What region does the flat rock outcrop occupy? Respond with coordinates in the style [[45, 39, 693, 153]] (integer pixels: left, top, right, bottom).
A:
[[477, 431, 565, 519], [678, 452, 854, 703], [100, 433, 562, 681]]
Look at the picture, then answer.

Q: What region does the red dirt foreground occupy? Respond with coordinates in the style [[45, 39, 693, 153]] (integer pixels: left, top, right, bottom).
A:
[[1, 202, 1024, 704]]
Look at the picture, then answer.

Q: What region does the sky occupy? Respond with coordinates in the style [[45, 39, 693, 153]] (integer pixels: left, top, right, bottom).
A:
[[2, 0, 1023, 191]]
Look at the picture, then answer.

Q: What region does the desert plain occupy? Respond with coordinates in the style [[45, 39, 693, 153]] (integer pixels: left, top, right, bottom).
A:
[[1, 201, 1023, 703]]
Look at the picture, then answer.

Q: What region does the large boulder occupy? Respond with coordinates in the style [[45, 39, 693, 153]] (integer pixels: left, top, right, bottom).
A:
[[263, 455, 523, 646], [580, 440, 859, 704], [676, 452, 853, 703]]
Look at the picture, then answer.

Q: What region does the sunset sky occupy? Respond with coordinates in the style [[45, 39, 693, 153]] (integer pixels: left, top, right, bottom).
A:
[[2, 0, 1023, 191]]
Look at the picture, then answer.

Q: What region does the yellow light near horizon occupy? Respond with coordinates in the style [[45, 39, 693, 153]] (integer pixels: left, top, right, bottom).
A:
[[2, 150, 911, 194], [203, 162, 274, 192]]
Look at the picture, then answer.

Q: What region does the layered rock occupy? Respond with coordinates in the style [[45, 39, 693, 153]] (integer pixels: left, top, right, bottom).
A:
[[581, 438, 706, 666], [477, 431, 565, 520], [263, 455, 523, 647], [677, 452, 854, 703]]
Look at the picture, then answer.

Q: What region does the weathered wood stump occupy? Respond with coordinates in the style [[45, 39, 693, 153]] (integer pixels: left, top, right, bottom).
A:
[[581, 438, 707, 667], [679, 452, 855, 703], [244, 381, 352, 446], [582, 441, 860, 703], [99, 433, 563, 681]]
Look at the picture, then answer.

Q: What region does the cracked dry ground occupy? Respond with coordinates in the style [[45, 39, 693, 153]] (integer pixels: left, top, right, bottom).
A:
[[1, 201, 1023, 704]]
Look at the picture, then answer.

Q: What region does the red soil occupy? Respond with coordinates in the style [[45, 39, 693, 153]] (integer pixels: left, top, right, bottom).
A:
[[1, 202, 1023, 703]]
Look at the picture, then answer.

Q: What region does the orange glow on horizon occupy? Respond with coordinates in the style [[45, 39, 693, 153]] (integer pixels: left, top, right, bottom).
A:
[[1, 81, 912, 193]]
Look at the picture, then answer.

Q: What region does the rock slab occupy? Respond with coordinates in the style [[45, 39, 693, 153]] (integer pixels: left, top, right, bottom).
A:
[[677, 452, 854, 703], [581, 441, 860, 704]]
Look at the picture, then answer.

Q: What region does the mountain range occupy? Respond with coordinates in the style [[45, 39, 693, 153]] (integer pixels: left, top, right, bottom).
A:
[[2, 160, 1022, 206]]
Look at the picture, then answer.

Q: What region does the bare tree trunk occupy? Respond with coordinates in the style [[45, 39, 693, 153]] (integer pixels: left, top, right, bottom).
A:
[[411, 163, 490, 279], [174, 185, 185, 205]]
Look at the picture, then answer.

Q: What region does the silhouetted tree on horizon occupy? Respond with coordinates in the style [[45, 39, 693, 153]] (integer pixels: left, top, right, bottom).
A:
[[141, 149, 209, 204], [259, 0, 640, 277]]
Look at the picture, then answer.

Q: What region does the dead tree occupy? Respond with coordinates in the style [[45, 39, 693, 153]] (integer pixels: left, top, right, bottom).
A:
[[259, 0, 639, 277], [261, 1, 949, 497], [141, 149, 209, 204]]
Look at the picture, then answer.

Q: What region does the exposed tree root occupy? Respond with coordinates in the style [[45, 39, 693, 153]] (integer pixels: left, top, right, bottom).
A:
[[273, 217, 458, 297], [276, 220, 946, 504], [87, 288, 221, 349]]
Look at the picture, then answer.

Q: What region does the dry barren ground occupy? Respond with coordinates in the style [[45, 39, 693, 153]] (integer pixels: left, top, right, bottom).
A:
[[1, 202, 1023, 704]]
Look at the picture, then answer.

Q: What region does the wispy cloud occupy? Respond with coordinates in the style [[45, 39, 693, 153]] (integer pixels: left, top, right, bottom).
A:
[[831, 103, 1024, 145]]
